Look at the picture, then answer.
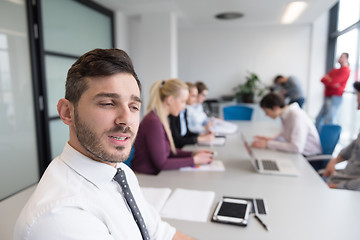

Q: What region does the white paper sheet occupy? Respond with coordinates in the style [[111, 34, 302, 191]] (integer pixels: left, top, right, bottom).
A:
[[179, 160, 225, 172], [210, 119, 238, 135], [141, 187, 172, 212], [197, 136, 226, 146], [160, 188, 215, 222]]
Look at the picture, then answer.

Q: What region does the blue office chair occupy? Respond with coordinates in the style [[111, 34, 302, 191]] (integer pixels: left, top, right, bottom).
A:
[[123, 146, 135, 167], [307, 124, 342, 171], [223, 105, 254, 121]]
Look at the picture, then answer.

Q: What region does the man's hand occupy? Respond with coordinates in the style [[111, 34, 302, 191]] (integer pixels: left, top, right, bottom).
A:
[[173, 231, 196, 240], [322, 158, 337, 177]]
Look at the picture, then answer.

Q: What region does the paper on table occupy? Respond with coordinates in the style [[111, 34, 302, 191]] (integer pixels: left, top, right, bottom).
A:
[[141, 187, 172, 212], [179, 160, 225, 172], [160, 188, 215, 222], [210, 119, 238, 135], [197, 136, 226, 146]]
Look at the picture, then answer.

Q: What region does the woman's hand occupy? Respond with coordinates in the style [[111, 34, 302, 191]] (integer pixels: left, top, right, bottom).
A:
[[193, 150, 213, 165]]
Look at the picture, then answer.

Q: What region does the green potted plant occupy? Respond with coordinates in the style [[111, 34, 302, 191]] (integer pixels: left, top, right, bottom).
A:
[[233, 72, 265, 103]]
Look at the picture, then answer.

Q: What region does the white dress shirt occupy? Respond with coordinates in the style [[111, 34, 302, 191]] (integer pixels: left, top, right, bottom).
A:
[[14, 143, 176, 240], [186, 104, 209, 133], [179, 109, 187, 136], [267, 103, 322, 156]]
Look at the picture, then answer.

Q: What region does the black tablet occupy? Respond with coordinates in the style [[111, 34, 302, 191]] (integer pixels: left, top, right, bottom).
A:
[[212, 197, 252, 226]]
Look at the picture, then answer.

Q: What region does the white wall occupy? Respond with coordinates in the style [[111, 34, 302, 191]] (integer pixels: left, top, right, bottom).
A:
[[178, 25, 311, 98], [114, 11, 129, 51], [307, 12, 329, 119], [128, 13, 178, 116], [120, 10, 329, 119], [178, 18, 328, 117]]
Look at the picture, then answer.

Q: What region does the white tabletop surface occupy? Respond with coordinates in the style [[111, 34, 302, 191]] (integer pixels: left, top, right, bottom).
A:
[[136, 121, 360, 240]]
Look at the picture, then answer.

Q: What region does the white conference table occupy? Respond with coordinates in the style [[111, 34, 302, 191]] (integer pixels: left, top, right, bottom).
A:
[[136, 121, 360, 240]]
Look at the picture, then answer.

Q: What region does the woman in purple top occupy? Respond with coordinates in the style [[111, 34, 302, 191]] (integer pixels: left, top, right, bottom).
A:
[[131, 79, 213, 175]]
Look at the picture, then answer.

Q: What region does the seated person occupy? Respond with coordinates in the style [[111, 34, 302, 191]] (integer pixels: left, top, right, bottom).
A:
[[321, 82, 360, 191], [14, 49, 193, 239], [251, 93, 322, 156], [131, 79, 213, 175], [271, 75, 305, 108], [187, 81, 214, 133], [169, 82, 215, 148]]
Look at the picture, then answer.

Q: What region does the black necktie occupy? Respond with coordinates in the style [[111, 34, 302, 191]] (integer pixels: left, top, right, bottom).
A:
[[114, 168, 150, 240]]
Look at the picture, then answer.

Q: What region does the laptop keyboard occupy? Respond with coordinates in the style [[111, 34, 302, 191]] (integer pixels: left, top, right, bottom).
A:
[[261, 160, 279, 171]]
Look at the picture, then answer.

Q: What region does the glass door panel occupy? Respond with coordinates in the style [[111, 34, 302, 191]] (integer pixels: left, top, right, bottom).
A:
[[45, 55, 74, 117], [41, 0, 112, 55], [40, 0, 113, 160], [0, 0, 39, 200]]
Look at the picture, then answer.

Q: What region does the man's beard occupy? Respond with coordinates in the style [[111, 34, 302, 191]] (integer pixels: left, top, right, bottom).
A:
[[74, 109, 133, 164]]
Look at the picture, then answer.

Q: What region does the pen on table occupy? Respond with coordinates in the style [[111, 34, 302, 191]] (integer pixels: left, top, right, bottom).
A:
[[254, 214, 270, 231]]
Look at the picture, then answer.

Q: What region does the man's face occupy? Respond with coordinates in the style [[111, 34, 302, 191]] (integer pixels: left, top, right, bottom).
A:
[[338, 54, 348, 65], [276, 77, 286, 85], [71, 73, 141, 165], [197, 89, 208, 104], [357, 92, 360, 110]]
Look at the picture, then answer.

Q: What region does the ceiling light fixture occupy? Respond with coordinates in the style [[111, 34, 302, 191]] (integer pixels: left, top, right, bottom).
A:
[[215, 12, 244, 20], [281, 1, 308, 24]]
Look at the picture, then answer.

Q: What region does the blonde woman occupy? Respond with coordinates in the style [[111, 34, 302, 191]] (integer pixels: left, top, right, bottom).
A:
[[131, 79, 213, 175]]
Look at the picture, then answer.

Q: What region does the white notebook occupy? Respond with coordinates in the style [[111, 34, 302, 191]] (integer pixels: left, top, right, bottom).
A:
[[179, 160, 225, 172], [160, 188, 215, 222], [141, 187, 172, 212]]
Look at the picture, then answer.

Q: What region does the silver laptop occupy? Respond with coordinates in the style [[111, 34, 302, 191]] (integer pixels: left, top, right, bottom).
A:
[[241, 133, 299, 177]]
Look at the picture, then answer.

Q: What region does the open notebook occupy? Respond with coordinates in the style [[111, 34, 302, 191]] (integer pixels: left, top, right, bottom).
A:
[[141, 187, 215, 222]]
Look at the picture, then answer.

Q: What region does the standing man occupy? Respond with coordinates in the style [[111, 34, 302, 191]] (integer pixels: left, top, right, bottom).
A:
[[14, 49, 194, 240], [322, 82, 360, 191], [315, 53, 350, 131], [272, 75, 305, 108]]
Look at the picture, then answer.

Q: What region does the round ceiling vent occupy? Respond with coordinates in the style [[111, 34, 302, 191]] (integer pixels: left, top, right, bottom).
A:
[[215, 12, 244, 20]]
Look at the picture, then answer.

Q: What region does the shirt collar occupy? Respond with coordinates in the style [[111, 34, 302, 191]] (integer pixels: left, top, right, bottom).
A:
[[280, 103, 298, 120], [60, 143, 120, 189]]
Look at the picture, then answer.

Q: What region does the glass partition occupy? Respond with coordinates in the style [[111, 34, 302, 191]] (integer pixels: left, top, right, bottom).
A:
[[40, 0, 113, 159], [45, 56, 74, 117], [0, 0, 39, 200], [41, 0, 112, 55]]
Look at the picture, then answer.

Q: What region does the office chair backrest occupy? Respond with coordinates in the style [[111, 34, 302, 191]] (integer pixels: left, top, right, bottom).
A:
[[124, 146, 135, 167], [223, 105, 254, 121], [319, 124, 342, 155]]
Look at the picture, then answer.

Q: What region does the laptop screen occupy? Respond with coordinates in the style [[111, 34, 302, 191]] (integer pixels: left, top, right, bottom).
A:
[[241, 133, 255, 158]]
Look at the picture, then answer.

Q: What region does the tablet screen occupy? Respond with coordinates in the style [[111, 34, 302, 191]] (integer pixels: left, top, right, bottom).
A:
[[218, 202, 247, 218]]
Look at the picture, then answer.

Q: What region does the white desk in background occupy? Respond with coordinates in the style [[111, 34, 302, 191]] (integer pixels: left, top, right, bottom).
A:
[[136, 121, 360, 240]]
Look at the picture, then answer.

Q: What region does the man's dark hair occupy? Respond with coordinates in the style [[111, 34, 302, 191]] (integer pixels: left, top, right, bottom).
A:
[[260, 93, 285, 109], [354, 81, 360, 92], [65, 48, 141, 105], [273, 75, 284, 84], [195, 81, 208, 94], [343, 52, 349, 59]]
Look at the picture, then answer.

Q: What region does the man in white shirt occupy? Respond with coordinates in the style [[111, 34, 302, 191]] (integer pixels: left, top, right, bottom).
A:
[[14, 49, 194, 240], [251, 93, 322, 156]]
